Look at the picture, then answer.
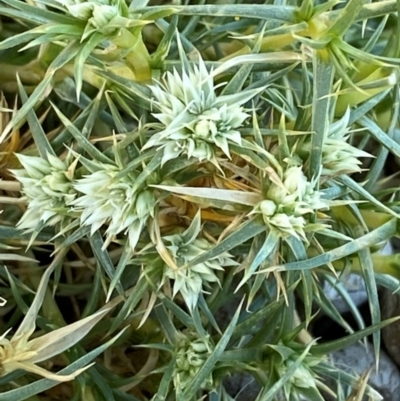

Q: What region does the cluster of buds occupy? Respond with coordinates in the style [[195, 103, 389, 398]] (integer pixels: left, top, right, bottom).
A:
[[72, 163, 156, 249], [275, 351, 324, 400], [144, 52, 261, 165], [162, 211, 237, 311], [11, 154, 77, 233], [300, 110, 371, 176], [12, 155, 155, 250], [255, 165, 328, 240], [55, 0, 128, 35], [174, 330, 214, 392]]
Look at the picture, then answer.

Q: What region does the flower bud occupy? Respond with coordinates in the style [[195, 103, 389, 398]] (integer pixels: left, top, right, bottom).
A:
[[67, 2, 94, 20], [283, 166, 307, 196], [17, 155, 51, 178], [13, 154, 76, 233], [267, 184, 287, 204], [194, 119, 212, 139], [47, 154, 67, 171], [287, 361, 316, 389], [259, 200, 277, 217], [90, 4, 118, 28], [136, 190, 155, 219]]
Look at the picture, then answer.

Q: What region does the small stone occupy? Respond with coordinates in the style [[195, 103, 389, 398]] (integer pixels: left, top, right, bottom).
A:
[[381, 287, 400, 367], [379, 241, 400, 367], [323, 273, 367, 313], [223, 372, 261, 401], [325, 342, 400, 400]]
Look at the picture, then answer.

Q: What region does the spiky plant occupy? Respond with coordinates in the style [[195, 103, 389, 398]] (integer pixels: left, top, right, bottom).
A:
[[1, 1, 400, 401]]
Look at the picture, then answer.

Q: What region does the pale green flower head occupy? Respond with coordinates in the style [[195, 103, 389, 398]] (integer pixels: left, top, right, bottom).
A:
[[301, 109, 371, 176], [11, 154, 77, 233], [174, 329, 214, 393], [277, 359, 321, 400], [255, 165, 328, 240], [55, 0, 128, 36], [72, 162, 156, 250], [0, 262, 112, 381], [143, 48, 262, 165], [268, 342, 324, 400], [163, 211, 237, 311]]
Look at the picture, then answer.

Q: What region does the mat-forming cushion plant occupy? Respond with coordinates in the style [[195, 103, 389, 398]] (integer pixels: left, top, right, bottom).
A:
[[1, 0, 400, 400]]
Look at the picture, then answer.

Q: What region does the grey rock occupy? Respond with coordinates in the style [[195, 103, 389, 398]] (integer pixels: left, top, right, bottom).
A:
[[223, 372, 261, 401], [323, 242, 395, 314], [382, 287, 400, 367], [325, 342, 400, 401], [323, 273, 367, 313], [380, 241, 400, 368]]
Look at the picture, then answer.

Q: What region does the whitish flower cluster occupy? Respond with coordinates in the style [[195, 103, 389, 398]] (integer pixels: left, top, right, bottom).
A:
[[11, 155, 76, 232], [144, 54, 261, 164], [55, 0, 126, 34], [272, 346, 323, 400], [174, 330, 214, 392], [0, 263, 112, 381], [163, 212, 237, 311], [72, 163, 156, 249], [301, 110, 371, 176], [255, 166, 328, 240]]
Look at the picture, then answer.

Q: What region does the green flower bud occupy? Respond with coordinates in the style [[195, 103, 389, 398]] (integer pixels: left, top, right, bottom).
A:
[[12, 154, 76, 233], [67, 2, 94, 20], [72, 163, 154, 250], [194, 119, 213, 139], [90, 4, 118, 28], [136, 190, 155, 219], [259, 200, 277, 217]]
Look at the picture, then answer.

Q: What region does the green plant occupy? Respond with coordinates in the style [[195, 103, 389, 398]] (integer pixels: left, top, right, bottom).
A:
[[1, 0, 400, 400]]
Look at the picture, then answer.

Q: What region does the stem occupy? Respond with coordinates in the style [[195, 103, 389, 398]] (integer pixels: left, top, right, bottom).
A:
[[0, 180, 21, 191]]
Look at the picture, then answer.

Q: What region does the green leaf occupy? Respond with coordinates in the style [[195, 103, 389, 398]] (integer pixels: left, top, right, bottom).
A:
[[185, 218, 265, 270], [107, 276, 151, 335], [323, 274, 365, 333], [312, 316, 399, 355], [155, 304, 177, 345], [237, 230, 279, 289], [118, 150, 163, 190], [107, 244, 132, 302], [358, 115, 400, 158], [0, 0, 77, 24], [326, 0, 368, 38], [89, 231, 124, 296], [16, 76, 55, 159], [158, 293, 194, 329], [152, 185, 261, 206], [258, 340, 317, 401], [221, 24, 266, 96], [137, 4, 298, 23], [152, 358, 176, 401], [0, 29, 40, 50], [94, 69, 152, 110], [357, 246, 381, 367], [339, 175, 399, 218], [263, 218, 397, 272], [0, 42, 81, 142], [74, 33, 104, 101], [51, 102, 115, 165], [180, 298, 244, 400], [211, 52, 304, 78], [309, 49, 334, 182], [232, 281, 298, 340]]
